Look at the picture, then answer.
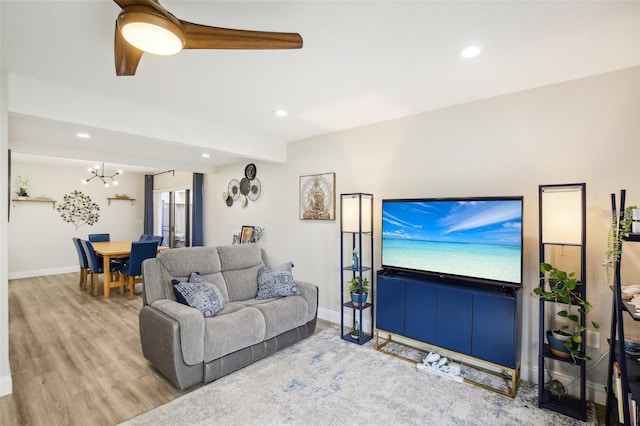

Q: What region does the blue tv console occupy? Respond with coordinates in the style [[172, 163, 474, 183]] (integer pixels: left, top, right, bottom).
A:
[[375, 270, 521, 397]]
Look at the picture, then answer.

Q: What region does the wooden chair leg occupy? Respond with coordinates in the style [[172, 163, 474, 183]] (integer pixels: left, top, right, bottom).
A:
[[128, 276, 135, 300], [92, 273, 98, 296], [118, 272, 125, 296]]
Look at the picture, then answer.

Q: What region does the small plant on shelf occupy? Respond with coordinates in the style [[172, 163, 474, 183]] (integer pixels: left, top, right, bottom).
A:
[[533, 262, 599, 362], [15, 175, 29, 197], [350, 320, 360, 339], [349, 276, 369, 294], [604, 205, 637, 284], [349, 276, 369, 307]]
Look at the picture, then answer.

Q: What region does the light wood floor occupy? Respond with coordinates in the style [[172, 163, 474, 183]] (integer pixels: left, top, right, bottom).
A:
[[0, 272, 332, 425]]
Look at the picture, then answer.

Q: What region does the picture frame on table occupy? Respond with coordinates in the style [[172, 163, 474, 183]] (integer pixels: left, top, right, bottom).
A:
[[240, 226, 254, 243]]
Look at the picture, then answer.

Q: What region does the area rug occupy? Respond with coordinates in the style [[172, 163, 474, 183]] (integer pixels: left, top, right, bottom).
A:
[[121, 327, 596, 426]]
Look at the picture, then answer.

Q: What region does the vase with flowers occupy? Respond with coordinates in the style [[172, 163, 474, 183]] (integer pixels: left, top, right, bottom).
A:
[[15, 176, 29, 199]]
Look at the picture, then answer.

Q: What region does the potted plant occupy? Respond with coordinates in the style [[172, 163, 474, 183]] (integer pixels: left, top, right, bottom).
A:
[[15, 175, 29, 199], [533, 262, 599, 362], [605, 205, 637, 284], [349, 276, 369, 307], [350, 320, 360, 339]]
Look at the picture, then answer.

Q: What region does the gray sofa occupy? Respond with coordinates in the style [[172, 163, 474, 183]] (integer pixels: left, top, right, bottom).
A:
[[139, 244, 318, 389]]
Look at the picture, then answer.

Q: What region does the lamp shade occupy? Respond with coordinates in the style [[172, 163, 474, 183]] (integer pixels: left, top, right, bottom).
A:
[[118, 9, 185, 55], [541, 186, 583, 245], [342, 194, 372, 233]]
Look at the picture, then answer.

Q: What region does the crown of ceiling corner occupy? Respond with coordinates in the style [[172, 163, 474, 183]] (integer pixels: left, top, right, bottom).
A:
[[113, 0, 303, 76]]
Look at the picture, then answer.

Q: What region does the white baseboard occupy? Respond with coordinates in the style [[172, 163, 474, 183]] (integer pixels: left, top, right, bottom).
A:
[[317, 307, 606, 405], [8, 266, 77, 280], [0, 374, 12, 397]]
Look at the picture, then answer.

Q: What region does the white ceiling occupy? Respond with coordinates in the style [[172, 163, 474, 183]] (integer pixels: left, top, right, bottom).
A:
[[2, 1, 639, 173]]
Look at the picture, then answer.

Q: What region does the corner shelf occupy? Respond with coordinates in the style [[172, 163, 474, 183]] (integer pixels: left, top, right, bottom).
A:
[[107, 198, 136, 206], [12, 198, 56, 209]]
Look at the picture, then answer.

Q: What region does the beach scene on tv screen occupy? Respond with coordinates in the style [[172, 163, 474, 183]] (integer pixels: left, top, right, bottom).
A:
[[382, 199, 522, 284]]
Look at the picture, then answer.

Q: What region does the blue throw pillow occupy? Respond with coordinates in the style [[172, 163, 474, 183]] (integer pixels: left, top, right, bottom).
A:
[[256, 261, 300, 300], [172, 272, 225, 317]]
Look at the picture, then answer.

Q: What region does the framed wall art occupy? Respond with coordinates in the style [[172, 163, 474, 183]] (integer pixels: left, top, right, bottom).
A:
[[240, 226, 254, 243], [299, 172, 335, 220]]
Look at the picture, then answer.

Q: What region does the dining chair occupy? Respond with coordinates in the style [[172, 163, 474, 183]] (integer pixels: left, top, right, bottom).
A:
[[81, 239, 124, 296], [140, 234, 163, 246], [88, 233, 111, 242], [119, 241, 159, 299], [72, 237, 89, 289], [150, 235, 164, 246]]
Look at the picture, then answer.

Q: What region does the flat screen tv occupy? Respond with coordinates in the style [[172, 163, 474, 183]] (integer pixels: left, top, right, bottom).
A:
[[381, 196, 523, 288]]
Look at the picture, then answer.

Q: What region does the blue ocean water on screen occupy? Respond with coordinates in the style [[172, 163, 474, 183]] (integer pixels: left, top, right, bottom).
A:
[[382, 238, 522, 284]]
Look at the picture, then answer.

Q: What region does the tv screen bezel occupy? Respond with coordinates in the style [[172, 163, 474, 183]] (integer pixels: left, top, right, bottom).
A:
[[381, 195, 524, 289]]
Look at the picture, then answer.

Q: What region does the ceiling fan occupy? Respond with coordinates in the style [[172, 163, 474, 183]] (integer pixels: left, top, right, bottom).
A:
[[114, 0, 303, 76]]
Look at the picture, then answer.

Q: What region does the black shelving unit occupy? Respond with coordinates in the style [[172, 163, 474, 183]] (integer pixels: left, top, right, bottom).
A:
[[605, 189, 639, 425], [339, 193, 374, 345], [537, 183, 587, 421]]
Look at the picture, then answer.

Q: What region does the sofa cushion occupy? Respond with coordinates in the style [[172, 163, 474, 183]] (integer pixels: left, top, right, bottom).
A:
[[217, 244, 264, 301], [256, 262, 300, 299], [250, 296, 309, 340], [203, 306, 266, 362], [172, 274, 225, 318], [157, 247, 222, 277]]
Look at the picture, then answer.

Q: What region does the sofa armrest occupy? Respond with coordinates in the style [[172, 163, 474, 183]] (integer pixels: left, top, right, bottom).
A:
[[151, 299, 205, 365], [294, 280, 318, 323]]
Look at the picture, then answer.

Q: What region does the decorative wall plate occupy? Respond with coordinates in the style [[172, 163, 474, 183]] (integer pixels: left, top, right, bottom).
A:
[[247, 178, 262, 201], [228, 179, 240, 200], [239, 177, 251, 195], [244, 163, 257, 180]]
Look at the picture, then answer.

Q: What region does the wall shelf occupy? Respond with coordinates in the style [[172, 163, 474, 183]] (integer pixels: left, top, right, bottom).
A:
[[107, 198, 136, 206], [12, 198, 56, 209]]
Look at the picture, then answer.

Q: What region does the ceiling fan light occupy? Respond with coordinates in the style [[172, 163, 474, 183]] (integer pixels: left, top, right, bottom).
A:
[[118, 10, 185, 56]]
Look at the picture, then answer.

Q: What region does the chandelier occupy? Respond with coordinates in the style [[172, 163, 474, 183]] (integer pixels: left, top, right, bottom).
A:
[[82, 163, 122, 187]]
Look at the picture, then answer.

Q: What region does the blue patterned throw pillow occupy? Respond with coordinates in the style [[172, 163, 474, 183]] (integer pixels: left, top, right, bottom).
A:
[[172, 272, 225, 318], [256, 261, 300, 300]]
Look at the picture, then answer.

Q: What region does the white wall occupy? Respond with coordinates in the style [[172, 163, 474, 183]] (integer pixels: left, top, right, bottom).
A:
[[1, 58, 13, 395], [205, 67, 640, 404], [7, 161, 145, 278]]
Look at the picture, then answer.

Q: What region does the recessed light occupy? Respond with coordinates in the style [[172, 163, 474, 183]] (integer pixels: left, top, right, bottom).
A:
[[201, 153, 211, 158], [77, 132, 91, 139], [273, 109, 288, 117], [460, 45, 482, 59]]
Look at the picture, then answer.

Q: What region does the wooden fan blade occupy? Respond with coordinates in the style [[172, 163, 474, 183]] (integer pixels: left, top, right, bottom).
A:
[[114, 0, 158, 10], [181, 21, 303, 50], [114, 22, 144, 76]]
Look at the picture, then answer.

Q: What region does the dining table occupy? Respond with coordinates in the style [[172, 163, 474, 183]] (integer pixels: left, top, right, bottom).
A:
[[92, 240, 167, 298]]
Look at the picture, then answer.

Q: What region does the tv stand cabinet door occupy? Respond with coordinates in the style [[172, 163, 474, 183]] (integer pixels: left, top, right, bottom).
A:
[[376, 274, 406, 335], [472, 293, 517, 368], [436, 287, 472, 355], [405, 281, 436, 343]]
